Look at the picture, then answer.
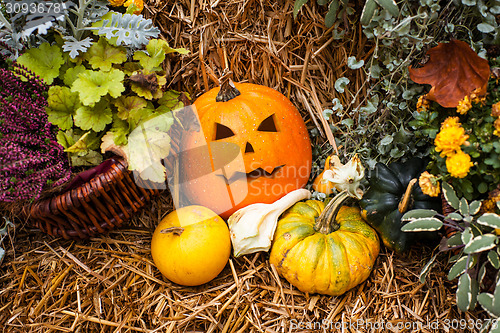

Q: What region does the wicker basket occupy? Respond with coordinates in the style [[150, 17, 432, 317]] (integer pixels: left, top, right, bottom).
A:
[[26, 109, 188, 240], [27, 157, 161, 239]]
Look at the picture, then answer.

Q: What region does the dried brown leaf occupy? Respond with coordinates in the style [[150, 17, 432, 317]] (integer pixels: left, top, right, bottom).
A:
[[409, 40, 490, 108]]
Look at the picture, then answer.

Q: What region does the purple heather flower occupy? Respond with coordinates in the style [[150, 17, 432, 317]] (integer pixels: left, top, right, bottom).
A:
[[0, 62, 71, 202]]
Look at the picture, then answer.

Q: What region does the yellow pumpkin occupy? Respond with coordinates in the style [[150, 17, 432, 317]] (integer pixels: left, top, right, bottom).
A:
[[269, 192, 380, 296], [151, 206, 231, 286]]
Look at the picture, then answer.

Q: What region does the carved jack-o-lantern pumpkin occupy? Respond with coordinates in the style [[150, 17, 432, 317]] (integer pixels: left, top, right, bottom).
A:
[[180, 82, 312, 219]]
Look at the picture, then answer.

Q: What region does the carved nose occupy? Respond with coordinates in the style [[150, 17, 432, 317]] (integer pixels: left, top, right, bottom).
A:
[[245, 142, 254, 153]]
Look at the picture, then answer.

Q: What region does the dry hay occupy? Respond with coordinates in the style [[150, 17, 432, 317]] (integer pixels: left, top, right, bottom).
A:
[[0, 199, 488, 332], [156, 0, 372, 153], [0, 0, 490, 332]]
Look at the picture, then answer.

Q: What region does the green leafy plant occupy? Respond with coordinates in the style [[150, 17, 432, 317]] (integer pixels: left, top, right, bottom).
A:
[[14, 12, 189, 183], [303, 0, 500, 174], [403, 183, 500, 332]]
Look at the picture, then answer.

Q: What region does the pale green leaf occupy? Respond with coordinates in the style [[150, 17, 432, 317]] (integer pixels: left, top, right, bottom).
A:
[[463, 234, 497, 254], [456, 273, 478, 312], [402, 209, 437, 221], [401, 218, 443, 232], [63, 64, 87, 86], [84, 37, 127, 71], [71, 69, 125, 106], [469, 201, 482, 215], [447, 212, 463, 221], [46, 86, 80, 130], [459, 197, 469, 216], [16, 43, 64, 84], [114, 96, 148, 120], [462, 227, 473, 245], [334, 77, 349, 93], [74, 99, 113, 132], [448, 256, 472, 280], [419, 252, 438, 283], [127, 112, 175, 183], [478, 293, 500, 318], [442, 182, 459, 210], [477, 23, 495, 33], [477, 213, 500, 229], [347, 56, 364, 69]]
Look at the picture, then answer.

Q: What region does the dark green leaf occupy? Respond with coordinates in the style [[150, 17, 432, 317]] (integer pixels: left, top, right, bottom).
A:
[[459, 197, 469, 216], [447, 233, 464, 247], [324, 0, 339, 28], [448, 256, 469, 280], [360, 0, 377, 25], [477, 213, 500, 229], [488, 250, 500, 269], [374, 0, 399, 16], [293, 0, 308, 18]]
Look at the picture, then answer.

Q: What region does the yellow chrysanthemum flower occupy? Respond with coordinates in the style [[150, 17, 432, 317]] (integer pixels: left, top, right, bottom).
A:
[[494, 118, 500, 137], [434, 125, 469, 157], [456, 95, 472, 115], [419, 171, 440, 197], [492, 101, 500, 117], [124, 0, 144, 13], [446, 151, 473, 178], [416, 95, 430, 113], [441, 116, 460, 130], [470, 88, 487, 106], [108, 0, 126, 6]]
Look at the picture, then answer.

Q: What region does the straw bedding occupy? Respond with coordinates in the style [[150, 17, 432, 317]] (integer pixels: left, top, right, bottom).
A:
[[0, 0, 489, 331], [0, 196, 487, 332]]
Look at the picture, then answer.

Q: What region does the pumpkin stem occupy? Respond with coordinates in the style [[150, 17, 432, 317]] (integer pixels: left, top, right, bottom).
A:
[[314, 191, 351, 234], [398, 178, 417, 214], [216, 77, 241, 102], [160, 227, 184, 236]]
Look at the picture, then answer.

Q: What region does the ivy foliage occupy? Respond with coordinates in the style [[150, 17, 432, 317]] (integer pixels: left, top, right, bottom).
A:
[[304, 0, 499, 171]]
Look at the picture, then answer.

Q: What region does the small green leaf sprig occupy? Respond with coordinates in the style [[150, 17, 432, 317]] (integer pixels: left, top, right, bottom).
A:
[[403, 183, 500, 330], [15, 15, 189, 183]]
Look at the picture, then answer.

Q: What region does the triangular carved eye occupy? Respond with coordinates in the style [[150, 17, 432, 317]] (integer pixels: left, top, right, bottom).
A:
[[257, 114, 278, 132], [214, 123, 235, 140]]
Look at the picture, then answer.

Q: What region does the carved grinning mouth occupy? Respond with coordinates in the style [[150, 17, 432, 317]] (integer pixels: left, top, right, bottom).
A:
[[217, 165, 285, 184]]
